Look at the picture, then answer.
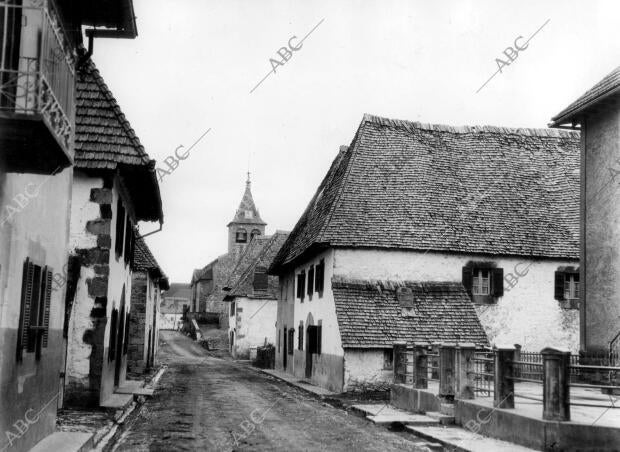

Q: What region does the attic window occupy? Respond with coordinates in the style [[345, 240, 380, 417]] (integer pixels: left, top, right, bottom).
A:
[[235, 229, 247, 243], [396, 287, 414, 308]]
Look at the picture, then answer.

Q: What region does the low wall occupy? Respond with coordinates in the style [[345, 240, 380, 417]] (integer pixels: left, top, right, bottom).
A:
[[390, 384, 441, 413], [312, 353, 344, 393]]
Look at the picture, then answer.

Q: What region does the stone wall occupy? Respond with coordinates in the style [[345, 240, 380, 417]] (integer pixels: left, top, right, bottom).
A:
[[128, 272, 147, 373]]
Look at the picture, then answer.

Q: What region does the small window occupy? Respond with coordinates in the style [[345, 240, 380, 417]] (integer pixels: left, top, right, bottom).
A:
[[251, 229, 261, 240], [253, 266, 268, 291], [315, 259, 325, 295], [564, 273, 579, 300], [288, 329, 294, 355], [230, 301, 236, 316], [472, 269, 491, 295], [298, 321, 304, 350], [307, 266, 315, 298], [236, 229, 247, 243], [383, 349, 393, 370], [555, 268, 580, 303]]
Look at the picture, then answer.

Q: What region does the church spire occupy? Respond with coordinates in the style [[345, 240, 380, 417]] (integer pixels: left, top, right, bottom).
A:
[[228, 174, 266, 226]]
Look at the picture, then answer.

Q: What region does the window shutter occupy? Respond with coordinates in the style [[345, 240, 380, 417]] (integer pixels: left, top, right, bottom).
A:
[[554, 271, 565, 300], [17, 259, 35, 361], [462, 266, 473, 297], [123, 312, 130, 354], [299, 272, 306, 301], [27, 265, 43, 354], [253, 267, 268, 291], [124, 218, 132, 264], [492, 268, 504, 297], [109, 308, 118, 361], [41, 267, 52, 348], [316, 260, 325, 293], [307, 266, 315, 295], [299, 321, 303, 350], [115, 200, 125, 257], [317, 324, 322, 355]]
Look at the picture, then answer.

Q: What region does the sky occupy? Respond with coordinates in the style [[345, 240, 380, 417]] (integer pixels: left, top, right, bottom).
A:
[[91, 0, 620, 283]]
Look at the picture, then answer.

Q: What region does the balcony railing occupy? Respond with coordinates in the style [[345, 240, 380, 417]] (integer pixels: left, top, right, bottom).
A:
[[0, 0, 76, 154]]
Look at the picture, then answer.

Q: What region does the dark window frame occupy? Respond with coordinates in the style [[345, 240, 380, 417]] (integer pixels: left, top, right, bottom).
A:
[[315, 259, 325, 296], [307, 265, 315, 299], [115, 199, 125, 258], [296, 271, 306, 302], [287, 328, 294, 355], [462, 262, 503, 304]]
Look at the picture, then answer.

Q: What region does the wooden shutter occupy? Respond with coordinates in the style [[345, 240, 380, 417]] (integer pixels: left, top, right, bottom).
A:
[[109, 308, 118, 361], [307, 266, 315, 295], [253, 267, 268, 291], [41, 267, 52, 348], [492, 268, 504, 297], [462, 266, 473, 297], [317, 324, 322, 355], [115, 200, 125, 257], [17, 259, 35, 361], [554, 271, 565, 300], [315, 260, 324, 293], [27, 265, 43, 353], [123, 312, 130, 354], [124, 217, 132, 264], [298, 321, 303, 350]]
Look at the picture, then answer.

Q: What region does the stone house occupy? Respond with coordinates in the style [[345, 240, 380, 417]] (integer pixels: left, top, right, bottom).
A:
[[63, 59, 163, 407], [191, 176, 266, 327], [160, 283, 191, 330], [549, 66, 620, 358], [223, 231, 289, 359], [127, 237, 169, 374], [0, 0, 138, 449], [269, 114, 581, 393]]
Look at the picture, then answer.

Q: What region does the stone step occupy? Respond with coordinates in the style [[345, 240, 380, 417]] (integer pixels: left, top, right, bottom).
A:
[[425, 411, 455, 425], [30, 432, 94, 452], [351, 404, 439, 426], [406, 425, 538, 452]]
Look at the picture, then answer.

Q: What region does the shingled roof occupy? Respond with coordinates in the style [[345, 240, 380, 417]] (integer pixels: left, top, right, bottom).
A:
[[76, 58, 163, 222], [224, 231, 289, 300], [133, 237, 169, 290], [270, 114, 580, 272], [550, 66, 620, 127], [332, 279, 488, 348], [228, 176, 266, 226]]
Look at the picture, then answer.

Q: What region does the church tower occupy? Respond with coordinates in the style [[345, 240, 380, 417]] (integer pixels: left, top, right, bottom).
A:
[[227, 173, 267, 257]]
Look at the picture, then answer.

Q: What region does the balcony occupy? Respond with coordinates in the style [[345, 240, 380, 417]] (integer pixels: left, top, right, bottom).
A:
[[0, 0, 75, 174]]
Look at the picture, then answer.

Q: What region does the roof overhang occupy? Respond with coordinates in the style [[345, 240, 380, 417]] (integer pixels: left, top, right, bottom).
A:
[[549, 86, 620, 128], [81, 0, 138, 39], [119, 161, 164, 223]]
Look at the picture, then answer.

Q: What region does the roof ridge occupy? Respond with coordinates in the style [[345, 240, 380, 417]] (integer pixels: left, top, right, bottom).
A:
[[362, 113, 579, 137]]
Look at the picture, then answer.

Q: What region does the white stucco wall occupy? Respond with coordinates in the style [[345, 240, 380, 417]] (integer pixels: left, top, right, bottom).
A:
[[334, 248, 580, 352], [344, 349, 392, 391], [229, 297, 277, 359]]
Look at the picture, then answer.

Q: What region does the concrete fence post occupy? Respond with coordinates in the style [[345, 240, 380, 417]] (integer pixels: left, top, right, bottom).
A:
[[439, 343, 457, 398], [541, 347, 571, 421], [456, 343, 476, 399], [393, 341, 407, 384], [413, 342, 429, 389], [494, 345, 515, 409]]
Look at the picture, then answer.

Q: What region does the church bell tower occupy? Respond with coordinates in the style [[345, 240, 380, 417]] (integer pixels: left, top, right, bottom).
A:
[[227, 173, 267, 257]]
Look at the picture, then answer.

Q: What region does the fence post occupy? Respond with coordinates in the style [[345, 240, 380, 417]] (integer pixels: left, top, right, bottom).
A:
[[541, 347, 571, 421], [513, 344, 522, 378], [494, 344, 515, 408], [413, 342, 429, 389], [456, 343, 476, 399], [439, 343, 457, 398], [393, 341, 407, 384]]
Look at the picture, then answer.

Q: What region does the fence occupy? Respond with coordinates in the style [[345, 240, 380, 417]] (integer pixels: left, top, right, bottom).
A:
[[393, 342, 620, 422]]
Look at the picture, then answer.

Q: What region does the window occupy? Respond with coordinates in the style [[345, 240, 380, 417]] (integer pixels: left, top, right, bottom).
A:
[[315, 259, 325, 295], [16, 259, 52, 361], [383, 349, 394, 370], [298, 321, 304, 350], [251, 229, 261, 240], [317, 323, 322, 355], [462, 263, 503, 302], [124, 216, 135, 266], [555, 267, 580, 306], [109, 308, 118, 361], [230, 301, 236, 316], [288, 329, 294, 355], [253, 266, 268, 291], [296, 271, 306, 301], [307, 265, 315, 298], [115, 199, 125, 257], [235, 229, 247, 243], [472, 269, 490, 295]]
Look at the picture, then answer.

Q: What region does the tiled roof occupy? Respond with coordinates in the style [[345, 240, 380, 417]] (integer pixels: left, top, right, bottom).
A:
[[270, 115, 580, 272], [550, 66, 620, 127], [163, 283, 192, 300], [75, 58, 163, 222], [228, 178, 266, 226], [332, 279, 489, 348], [133, 237, 169, 289], [225, 232, 289, 300]]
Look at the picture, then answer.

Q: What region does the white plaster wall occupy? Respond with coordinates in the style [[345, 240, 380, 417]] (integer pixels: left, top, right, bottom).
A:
[[229, 297, 277, 358], [344, 349, 392, 391], [335, 249, 580, 352], [69, 175, 100, 250], [159, 313, 182, 330]]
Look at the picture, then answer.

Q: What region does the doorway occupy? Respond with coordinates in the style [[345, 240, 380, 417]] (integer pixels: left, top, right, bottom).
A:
[[306, 325, 318, 378]]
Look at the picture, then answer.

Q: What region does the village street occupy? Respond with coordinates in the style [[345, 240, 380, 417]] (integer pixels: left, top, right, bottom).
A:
[[110, 331, 439, 451]]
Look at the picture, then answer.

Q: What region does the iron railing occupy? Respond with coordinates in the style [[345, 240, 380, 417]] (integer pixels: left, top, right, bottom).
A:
[[0, 0, 75, 150], [469, 348, 494, 396]]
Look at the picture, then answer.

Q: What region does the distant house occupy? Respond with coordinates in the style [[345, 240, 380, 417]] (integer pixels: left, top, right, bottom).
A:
[[127, 237, 169, 374], [0, 1, 139, 449], [223, 231, 289, 359], [269, 114, 581, 392], [549, 66, 620, 358], [64, 60, 163, 407], [191, 175, 267, 328], [160, 283, 192, 330]]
